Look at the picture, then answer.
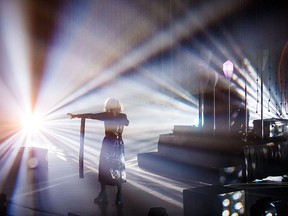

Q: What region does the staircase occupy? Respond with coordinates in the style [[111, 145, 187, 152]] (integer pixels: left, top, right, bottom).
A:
[[137, 125, 246, 184]]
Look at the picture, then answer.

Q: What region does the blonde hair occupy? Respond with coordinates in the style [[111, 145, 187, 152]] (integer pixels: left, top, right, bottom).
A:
[[104, 98, 122, 113]]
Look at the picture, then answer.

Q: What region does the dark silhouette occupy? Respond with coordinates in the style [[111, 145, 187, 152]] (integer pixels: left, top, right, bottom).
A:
[[67, 98, 129, 207]]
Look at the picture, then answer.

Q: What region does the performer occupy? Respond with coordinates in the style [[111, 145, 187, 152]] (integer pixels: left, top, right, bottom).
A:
[[67, 98, 129, 206]]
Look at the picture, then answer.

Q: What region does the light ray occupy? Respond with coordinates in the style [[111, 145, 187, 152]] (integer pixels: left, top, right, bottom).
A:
[[0, 1, 287, 214]]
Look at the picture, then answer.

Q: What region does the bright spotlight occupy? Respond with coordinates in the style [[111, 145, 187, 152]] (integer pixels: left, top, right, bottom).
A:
[[218, 190, 245, 216], [21, 113, 44, 134]]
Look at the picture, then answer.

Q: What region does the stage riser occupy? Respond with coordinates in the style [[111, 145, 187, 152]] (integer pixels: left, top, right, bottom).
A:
[[158, 144, 243, 169], [137, 152, 243, 185], [158, 133, 245, 154], [137, 124, 288, 184]]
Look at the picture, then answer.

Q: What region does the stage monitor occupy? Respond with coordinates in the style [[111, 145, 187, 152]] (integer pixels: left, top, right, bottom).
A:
[[183, 185, 245, 216]]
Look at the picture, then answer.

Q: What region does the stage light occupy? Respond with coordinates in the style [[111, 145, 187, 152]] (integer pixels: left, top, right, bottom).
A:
[[184, 186, 245, 216], [21, 113, 44, 134], [223, 60, 234, 81], [218, 190, 245, 216], [1, 1, 287, 215], [223, 59, 234, 133]]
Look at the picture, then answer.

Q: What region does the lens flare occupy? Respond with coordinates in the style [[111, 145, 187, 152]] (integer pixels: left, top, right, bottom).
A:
[[21, 113, 44, 134]]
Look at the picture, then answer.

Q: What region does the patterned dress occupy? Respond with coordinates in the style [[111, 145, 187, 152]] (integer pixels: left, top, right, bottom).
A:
[[79, 112, 129, 186]]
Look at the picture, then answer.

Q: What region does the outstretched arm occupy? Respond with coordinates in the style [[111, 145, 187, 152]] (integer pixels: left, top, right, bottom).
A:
[[67, 112, 106, 120], [67, 113, 93, 119], [67, 113, 79, 119]]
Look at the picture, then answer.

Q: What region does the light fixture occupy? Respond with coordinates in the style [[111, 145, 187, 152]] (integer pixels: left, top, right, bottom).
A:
[[223, 60, 234, 133]]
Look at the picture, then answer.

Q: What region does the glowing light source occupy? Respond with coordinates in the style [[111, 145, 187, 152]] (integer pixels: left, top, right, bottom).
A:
[[219, 190, 245, 216], [21, 113, 44, 134], [222, 198, 230, 207], [0, 1, 286, 214], [223, 60, 234, 81], [223, 59, 234, 133]]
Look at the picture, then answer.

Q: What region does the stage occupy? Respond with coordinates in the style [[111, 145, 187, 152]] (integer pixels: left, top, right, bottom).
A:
[[2, 144, 288, 215], [0, 145, 201, 216]]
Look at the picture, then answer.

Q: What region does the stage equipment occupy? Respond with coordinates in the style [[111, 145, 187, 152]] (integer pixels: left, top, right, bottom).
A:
[[11, 146, 48, 170], [253, 118, 288, 141], [244, 141, 288, 182], [0, 193, 7, 215], [183, 185, 245, 216], [6, 147, 48, 190], [79, 117, 85, 178], [138, 125, 246, 185], [223, 59, 234, 133], [184, 184, 288, 216], [27, 147, 48, 170], [250, 197, 277, 216], [148, 207, 168, 216]]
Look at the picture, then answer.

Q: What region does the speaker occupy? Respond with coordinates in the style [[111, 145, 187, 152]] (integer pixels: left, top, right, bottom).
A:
[[27, 147, 48, 170]]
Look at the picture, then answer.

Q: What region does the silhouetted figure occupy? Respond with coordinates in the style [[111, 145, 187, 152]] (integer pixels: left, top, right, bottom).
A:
[[68, 98, 129, 207]]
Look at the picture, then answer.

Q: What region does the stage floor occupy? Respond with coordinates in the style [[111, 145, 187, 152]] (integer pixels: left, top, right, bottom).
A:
[[2, 146, 288, 216], [1, 147, 207, 216]]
